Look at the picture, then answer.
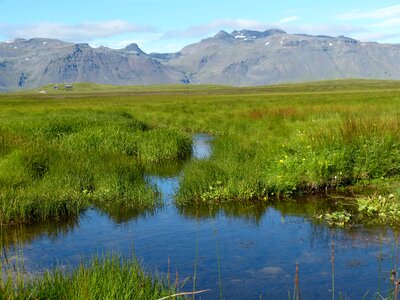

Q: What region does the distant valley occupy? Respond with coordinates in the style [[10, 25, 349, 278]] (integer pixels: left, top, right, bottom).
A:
[[1, 29, 400, 91]]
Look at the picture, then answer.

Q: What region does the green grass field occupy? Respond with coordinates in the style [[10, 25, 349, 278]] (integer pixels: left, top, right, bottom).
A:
[[1, 79, 400, 224]]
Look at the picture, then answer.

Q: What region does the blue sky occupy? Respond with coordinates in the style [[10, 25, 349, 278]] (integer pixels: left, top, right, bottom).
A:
[[1, 0, 400, 52]]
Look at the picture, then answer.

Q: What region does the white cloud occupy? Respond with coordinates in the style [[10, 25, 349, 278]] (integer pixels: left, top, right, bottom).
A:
[[144, 41, 188, 53], [374, 17, 400, 28], [285, 23, 365, 37], [355, 32, 400, 42], [0, 20, 155, 41], [337, 5, 400, 20], [164, 18, 270, 39], [163, 18, 364, 40], [279, 16, 300, 24], [334, 5, 400, 43]]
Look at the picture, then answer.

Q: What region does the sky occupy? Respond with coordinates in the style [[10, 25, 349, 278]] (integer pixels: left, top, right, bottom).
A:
[[1, 0, 400, 53]]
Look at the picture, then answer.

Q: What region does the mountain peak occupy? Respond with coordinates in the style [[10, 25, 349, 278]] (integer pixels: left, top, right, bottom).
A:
[[337, 35, 358, 43], [231, 29, 286, 40], [124, 43, 145, 54], [213, 30, 234, 40], [2, 37, 69, 48], [13, 38, 27, 43], [263, 28, 287, 35]]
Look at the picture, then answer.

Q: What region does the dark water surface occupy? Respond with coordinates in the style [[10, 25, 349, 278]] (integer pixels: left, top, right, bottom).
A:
[[1, 135, 399, 299]]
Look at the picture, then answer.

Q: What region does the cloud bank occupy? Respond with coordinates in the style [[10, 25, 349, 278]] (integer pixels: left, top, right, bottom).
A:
[[0, 20, 155, 41], [335, 5, 400, 42], [337, 5, 400, 20], [163, 18, 269, 39], [163, 18, 363, 40]]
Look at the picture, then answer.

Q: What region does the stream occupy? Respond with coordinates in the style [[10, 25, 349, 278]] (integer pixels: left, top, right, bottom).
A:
[[1, 134, 399, 299]]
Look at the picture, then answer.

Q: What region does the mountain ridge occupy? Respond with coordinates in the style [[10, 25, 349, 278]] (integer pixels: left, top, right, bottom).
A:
[[1, 29, 400, 91]]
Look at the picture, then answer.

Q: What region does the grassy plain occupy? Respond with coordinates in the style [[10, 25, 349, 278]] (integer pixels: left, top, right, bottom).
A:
[[1, 80, 400, 224]]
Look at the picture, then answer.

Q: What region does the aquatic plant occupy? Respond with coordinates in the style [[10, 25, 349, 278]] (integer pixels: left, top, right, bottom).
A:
[[319, 211, 353, 227], [317, 193, 400, 227]]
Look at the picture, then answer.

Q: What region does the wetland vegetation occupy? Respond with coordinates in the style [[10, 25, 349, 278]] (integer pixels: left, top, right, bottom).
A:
[[0, 110, 191, 225], [3, 80, 400, 223], [1, 79, 400, 298], [1, 254, 180, 299]]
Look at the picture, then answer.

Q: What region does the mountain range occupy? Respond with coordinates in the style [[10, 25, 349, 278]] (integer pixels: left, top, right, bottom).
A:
[[1, 29, 400, 91]]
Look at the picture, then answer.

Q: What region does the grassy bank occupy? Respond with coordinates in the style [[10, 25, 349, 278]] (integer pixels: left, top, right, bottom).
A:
[[1, 80, 400, 220], [1, 254, 179, 299], [0, 110, 191, 225], [176, 114, 400, 204]]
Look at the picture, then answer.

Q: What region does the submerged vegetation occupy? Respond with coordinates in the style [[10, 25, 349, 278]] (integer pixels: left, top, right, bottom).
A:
[[318, 192, 400, 227]]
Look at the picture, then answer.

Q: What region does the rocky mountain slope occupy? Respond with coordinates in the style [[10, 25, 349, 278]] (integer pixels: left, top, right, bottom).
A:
[[0, 38, 183, 91], [1, 29, 400, 91]]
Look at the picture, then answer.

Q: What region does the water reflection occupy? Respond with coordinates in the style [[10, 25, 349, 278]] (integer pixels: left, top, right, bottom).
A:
[[178, 196, 340, 225], [1, 199, 398, 299], [1, 134, 399, 299], [0, 134, 212, 247], [191, 133, 213, 160], [93, 206, 158, 224], [144, 160, 185, 178], [1, 216, 79, 249], [177, 202, 268, 224]]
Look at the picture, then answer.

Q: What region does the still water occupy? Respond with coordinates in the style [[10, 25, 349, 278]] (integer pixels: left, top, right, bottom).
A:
[[1, 135, 399, 299]]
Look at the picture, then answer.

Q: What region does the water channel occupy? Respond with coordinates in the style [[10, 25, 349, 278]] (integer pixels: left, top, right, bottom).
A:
[[1, 134, 399, 299]]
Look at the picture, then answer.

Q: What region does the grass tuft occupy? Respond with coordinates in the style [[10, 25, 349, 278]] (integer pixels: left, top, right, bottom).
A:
[[1, 253, 180, 299]]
